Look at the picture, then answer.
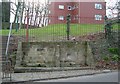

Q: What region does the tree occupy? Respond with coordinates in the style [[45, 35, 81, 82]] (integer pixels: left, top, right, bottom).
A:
[[2, 1, 10, 22], [0, 2, 2, 30], [38, 5, 44, 27], [29, 1, 34, 28], [10, 1, 25, 30], [107, 0, 120, 18], [42, 0, 50, 27], [34, 2, 39, 27], [10, 0, 50, 28], [13, 2, 20, 23], [2, 1, 10, 29], [19, 1, 25, 29]]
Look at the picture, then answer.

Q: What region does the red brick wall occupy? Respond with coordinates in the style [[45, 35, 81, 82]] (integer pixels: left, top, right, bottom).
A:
[[79, 2, 106, 24], [48, 1, 106, 24], [71, 2, 79, 23], [49, 2, 72, 24]]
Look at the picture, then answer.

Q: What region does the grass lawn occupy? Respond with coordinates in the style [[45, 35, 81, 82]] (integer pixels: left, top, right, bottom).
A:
[[0, 24, 118, 37]]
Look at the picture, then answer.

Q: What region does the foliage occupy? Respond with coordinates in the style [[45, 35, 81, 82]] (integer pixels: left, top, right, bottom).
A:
[[111, 54, 120, 61], [108, 47, 120, 62], [102, 56, 110, 62], [2, 2, 10, 22], [108, 48, 119, 55]]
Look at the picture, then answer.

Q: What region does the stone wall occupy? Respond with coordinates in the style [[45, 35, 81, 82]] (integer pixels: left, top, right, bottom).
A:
[[16, 42, 94, 67]]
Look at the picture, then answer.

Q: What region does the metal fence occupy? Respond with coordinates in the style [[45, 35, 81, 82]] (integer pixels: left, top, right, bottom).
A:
[[3, 16, 109, 42], [1, 16, 119, 82], [4, 16, 118, 42]]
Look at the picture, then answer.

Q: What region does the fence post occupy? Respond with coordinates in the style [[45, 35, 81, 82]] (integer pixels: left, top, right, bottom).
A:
[[26, 9, 29, 42], [104, 16, 112, 39], [66, 14, 71, 40]]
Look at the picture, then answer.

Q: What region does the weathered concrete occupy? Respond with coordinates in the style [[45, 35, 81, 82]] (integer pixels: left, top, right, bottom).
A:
[[15, 42, 22, 67], [14, 67, 93, 73], [3, 69, 114, 83], [16, 42, 95, 67]]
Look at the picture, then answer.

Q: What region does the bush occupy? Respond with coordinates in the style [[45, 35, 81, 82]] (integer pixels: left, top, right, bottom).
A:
[[102, 56, 110, 62], [111, 55, 120, 61], [108, 48, 119, 55], [108, 47, 120, 62]]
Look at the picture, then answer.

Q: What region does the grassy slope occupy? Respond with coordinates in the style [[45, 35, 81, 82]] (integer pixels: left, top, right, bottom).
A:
[[0, 24, 118, 37]]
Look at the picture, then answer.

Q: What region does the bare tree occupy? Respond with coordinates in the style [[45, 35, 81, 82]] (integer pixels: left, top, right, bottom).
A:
[[10, 1, 25, 30], [29, 1, 34, 28], [42, 0, 50, 27], [107, 0, 120, 18], [23, 1, 31, 28], [11, 0, 50, 29], [34, 2, 39, 27], [13, 2, 21, 23], [19, 1, 25, 29], [38, 5, 44, 27]]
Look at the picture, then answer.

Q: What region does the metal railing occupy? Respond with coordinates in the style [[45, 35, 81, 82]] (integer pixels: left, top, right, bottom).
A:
[[2, 16, 110, 42], [1, 16, 119, 83], [2, 60, 13, 81]]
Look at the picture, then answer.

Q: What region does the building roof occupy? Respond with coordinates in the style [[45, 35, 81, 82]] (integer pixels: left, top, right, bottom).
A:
[[50, 0, 106, 2]]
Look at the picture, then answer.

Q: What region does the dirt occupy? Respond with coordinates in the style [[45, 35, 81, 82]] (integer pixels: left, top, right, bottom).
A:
[[80, 31, 119, 70]]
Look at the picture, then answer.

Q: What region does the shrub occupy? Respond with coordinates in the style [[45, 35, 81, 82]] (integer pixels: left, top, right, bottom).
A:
[[102, 56, 110, 62], [108, 48, 119, 55], [108, 47, 120, 62], [111, 55, 120, 61]]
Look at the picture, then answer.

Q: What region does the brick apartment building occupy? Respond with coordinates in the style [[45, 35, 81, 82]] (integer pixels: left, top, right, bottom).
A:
[[48, 0, 106, 24]]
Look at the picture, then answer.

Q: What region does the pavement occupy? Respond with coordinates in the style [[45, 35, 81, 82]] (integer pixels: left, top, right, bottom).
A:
[[1, 67, 117, 83], [35, 72, 119, 82], [14, 67, 93, 72]]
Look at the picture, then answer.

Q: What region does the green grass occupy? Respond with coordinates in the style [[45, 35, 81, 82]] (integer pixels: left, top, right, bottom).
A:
[[0, 24, 118, 37]]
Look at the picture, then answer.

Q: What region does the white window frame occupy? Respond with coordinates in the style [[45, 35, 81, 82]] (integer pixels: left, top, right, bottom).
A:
[[59, 5, 64, 10], [68, 6, 72, 10], [76, 15, 79, 20], [72, 6, 75, 10], [95, 15, 102, 20], [95, 3, 102, 9], [49, 10, 51, 14], [58, 16, 64, 20], [74, 15, 79, 20], [75, 4, 79, 9]]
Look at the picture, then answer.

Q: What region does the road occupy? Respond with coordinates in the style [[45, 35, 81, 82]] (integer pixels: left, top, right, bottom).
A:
[[34, 72, 119, 82]]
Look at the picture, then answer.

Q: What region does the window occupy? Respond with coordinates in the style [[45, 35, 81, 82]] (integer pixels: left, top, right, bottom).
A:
[[95, 3, 102, 9], [59, 5, 64, 9], [72, 4, 78, 10], [75, 4, 78, 9], [72, 6, 75, 10], [58, 16, 64, 20], [74, 15, 79, 20], [49, 10, 51, 14], [68, 6, 72, 10], [95, 15, 102, 20]]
